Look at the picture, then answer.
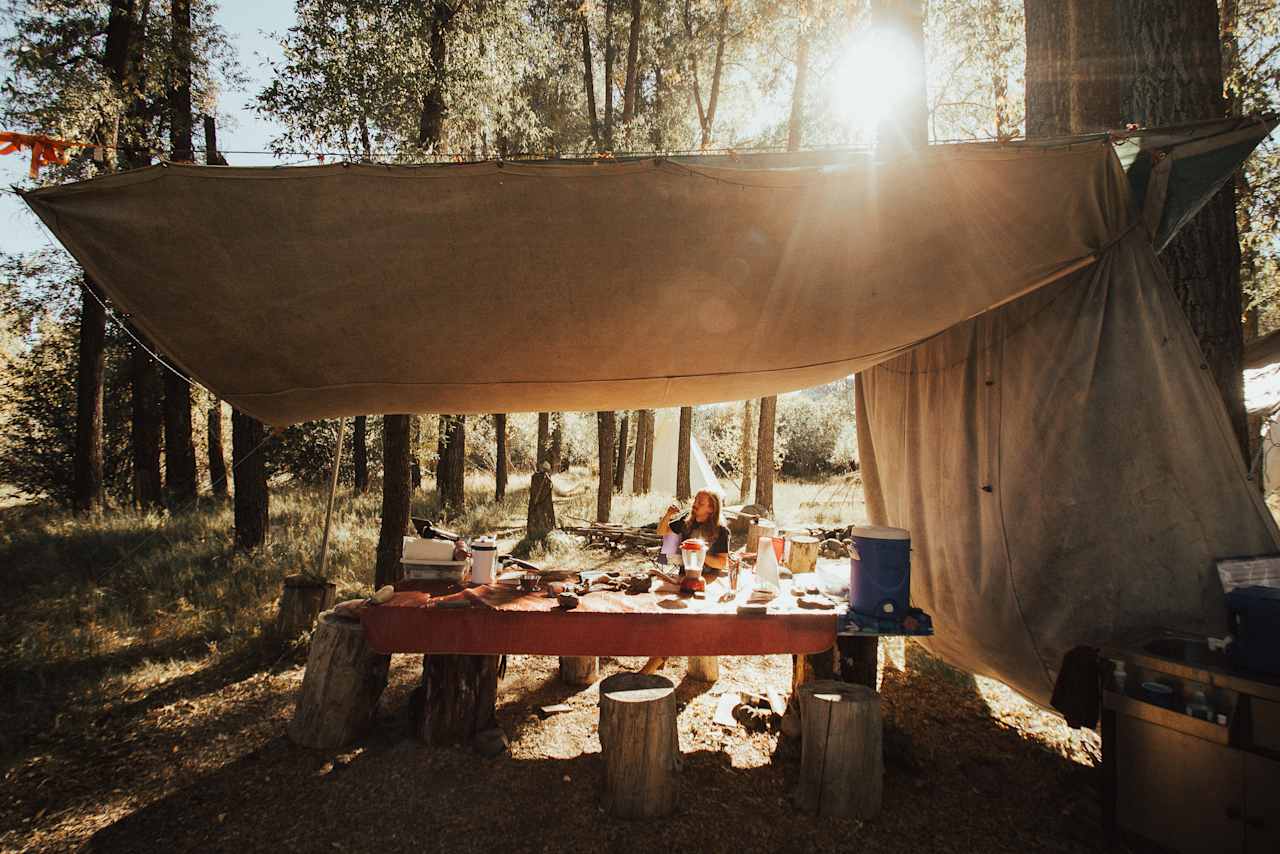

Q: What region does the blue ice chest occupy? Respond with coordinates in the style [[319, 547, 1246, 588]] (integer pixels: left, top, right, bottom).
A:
[[1226, 585, 1280, 676], [849, 526, 911, 618]]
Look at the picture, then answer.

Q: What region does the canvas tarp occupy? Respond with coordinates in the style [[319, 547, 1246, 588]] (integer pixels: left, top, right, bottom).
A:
[[21, 117, 1280, 706], [25, 139, 1131, 426]]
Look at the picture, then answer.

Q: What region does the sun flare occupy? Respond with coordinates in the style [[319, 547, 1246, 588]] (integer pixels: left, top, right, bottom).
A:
[[828, 29, 921, 138]]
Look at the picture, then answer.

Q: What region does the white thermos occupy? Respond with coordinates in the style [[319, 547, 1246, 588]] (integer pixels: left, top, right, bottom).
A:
[[471, 537, 498, 585]]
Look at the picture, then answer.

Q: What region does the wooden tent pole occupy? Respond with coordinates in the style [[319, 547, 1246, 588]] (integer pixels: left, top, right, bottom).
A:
[[316, 418, 346, 578]]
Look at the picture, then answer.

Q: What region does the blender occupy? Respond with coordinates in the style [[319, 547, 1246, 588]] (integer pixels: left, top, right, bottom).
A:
[[679, 538, 708, 594]]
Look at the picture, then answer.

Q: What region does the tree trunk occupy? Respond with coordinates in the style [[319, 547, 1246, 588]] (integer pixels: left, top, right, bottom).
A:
[[167, 0, 193, 162], [376, 414, 411, 589], [872, 0, 929, 153], [353, 415, 368, 494], [614, 411, 630, 491], [527, 467, 556, 539], [131, 340, 162, 509], [410, 415, 422, 491], [414, 654, 499, 747], [641, 409, 656, 492], [687, 655, 718, 683], [1024, 0, 1246, 457], [796, 681, 883, 819], [559, 656, 599, 686], [163, 369, 198, 507], [288, 610, 390, 749], [231, 408, 269, 551], [494, 413, 508, 500], [603, 0, 616, 145], [786, 26, 810, 153], [437, 415, 465, 515], [549, 415, 563, 472], [418, 2, 455, 149], [739, 399, 755, 503], [72, 282, 106, 514], [581, 11, 601, 144], [276, 574, 336, 639], [632, 409, 648, 494], [537, 412, 550, 467], [755, 396, 776, 511], [597, 411, 616, 522], [207, 398, 227, 499], [676, 405, 692, 500], [598, 673, 679, 818], [621, 0, 642, 124]]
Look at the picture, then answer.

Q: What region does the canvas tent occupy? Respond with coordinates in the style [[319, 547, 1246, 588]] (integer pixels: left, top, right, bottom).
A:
[[621, 408, 720, 496], [22, 116, 1279, 706]]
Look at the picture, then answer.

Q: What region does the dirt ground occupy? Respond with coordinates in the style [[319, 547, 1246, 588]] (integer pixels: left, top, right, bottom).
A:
[[1, 638, 1116, 854]]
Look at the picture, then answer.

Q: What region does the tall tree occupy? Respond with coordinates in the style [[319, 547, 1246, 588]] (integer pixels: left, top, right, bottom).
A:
[[207, 397, 227, 499], [632, 408, 648, 493], [739, 398, 755, 502], [581, 7, 601, 144], [641, 409, 655, 491], [494, 413, 508, 500], [684, 0, 731, 148], [873, 0, 928, 153], [437, 414, 466, 515], [537, 412, 551, 467], [231, 408, 269, 550], [597, 411, 616, 522], [549, 413, 564, 471], [1024, 0, 1248, 456], [162, 0, 198, 508], [375, 414, 411, 588], [676, 405, 692, 500], [603, 0, 616, 144], [621, 0, 643, 124], [353, 415, 369, 493], [614, 410, 630, 490], [754, 394, 776, 511], [72, 279, 106, 514]]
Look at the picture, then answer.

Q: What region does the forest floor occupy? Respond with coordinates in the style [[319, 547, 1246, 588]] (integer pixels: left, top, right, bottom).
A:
[[0, 472, 1118, 853]]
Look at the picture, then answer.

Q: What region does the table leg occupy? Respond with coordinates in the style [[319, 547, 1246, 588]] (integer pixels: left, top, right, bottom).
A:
[[838, 636, 879, 688]]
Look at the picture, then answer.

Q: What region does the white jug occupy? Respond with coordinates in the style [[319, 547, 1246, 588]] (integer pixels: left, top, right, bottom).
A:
[[755, 536, 781, 593]]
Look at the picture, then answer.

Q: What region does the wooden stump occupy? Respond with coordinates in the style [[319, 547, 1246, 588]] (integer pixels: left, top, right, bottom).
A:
[[598, 673, 680, 819], [527, 466, 556, 540], [414, 654, 499, 746], [276, 574, 336, 638], [788, 536, 820, 574], [747, 518, 775, 554], [559, 656, 599, 686], [796, 681, 883, 819], [687, 656, 719, 683], [288, 610, 390, 749]]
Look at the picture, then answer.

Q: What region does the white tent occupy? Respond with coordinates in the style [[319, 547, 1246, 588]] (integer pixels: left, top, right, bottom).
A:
[[622, 409, 721, 497]]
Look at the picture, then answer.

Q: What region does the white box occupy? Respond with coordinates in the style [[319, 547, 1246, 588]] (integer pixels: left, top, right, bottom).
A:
[[403, 536, 457, 562]]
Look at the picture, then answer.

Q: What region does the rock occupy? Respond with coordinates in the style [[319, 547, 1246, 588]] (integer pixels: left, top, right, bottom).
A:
[[473, 727, 510, 758]]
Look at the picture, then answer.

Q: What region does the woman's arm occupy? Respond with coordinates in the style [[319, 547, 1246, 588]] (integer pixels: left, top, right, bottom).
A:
[[656, 502, 680, 536]]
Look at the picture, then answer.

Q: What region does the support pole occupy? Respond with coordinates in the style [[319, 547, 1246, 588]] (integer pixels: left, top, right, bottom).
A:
[[316, 418, 346, 579]]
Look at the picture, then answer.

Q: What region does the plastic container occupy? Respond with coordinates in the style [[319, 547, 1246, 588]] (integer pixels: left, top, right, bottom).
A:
[[471, 538, 498, 585], [1141, 680, 1175, 710], [849, 526, 911, 617], [403, 536, 457, 562], [1185, 690, 1213, 722], [755, 536, 781, 593], [1112, 660, 1127, 694], [680, 538, 707, 580], [815, 558, 851, 597], [1226, 585, 1280, 675]]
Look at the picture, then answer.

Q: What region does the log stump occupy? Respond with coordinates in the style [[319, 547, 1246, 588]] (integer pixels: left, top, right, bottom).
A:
[[747, 518, 775, 555], [414, 654, 500, 746], [276, 574, 336, 638], [527, 466, 556, 540], [787, 535, 820, 574], [288, 610, 390, 749], [687, 656, 719, 683], [796, 681, 883, 819], [598, 673, 680, 819], [559, 656, 599, 686]]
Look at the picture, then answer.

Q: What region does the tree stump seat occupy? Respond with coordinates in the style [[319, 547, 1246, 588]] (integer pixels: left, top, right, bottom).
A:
[[559, 656, 599, 686], [288, 610, 390, 749], [796, 680, 883, 819], [598, 672, 681, 819]]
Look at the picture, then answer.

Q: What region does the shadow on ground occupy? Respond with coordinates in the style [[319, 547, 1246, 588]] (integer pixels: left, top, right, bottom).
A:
[[75, 645, 1116, 854]]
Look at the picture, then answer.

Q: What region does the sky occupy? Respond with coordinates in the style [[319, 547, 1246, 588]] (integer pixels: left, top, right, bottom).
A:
[[0, 1, 297, 258]]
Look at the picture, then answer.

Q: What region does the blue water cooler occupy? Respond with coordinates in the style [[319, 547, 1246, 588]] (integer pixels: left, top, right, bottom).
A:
[[849, 526, 911, 618]]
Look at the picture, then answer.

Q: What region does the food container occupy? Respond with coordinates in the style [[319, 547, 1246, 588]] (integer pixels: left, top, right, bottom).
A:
[[680, 538, 707, 579], [403, 536, 457, 563], [1140, 680, 1175, 710]]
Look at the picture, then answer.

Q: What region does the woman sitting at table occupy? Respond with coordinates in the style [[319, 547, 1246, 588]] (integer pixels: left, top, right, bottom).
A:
[[639, 488, 731, 675]]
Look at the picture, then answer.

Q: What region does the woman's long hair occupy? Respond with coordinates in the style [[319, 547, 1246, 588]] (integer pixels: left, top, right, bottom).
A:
[[686, 488, 723, 544]]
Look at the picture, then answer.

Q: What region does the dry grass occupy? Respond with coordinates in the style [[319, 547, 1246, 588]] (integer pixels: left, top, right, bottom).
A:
[[0, 471, 1106, 853]]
